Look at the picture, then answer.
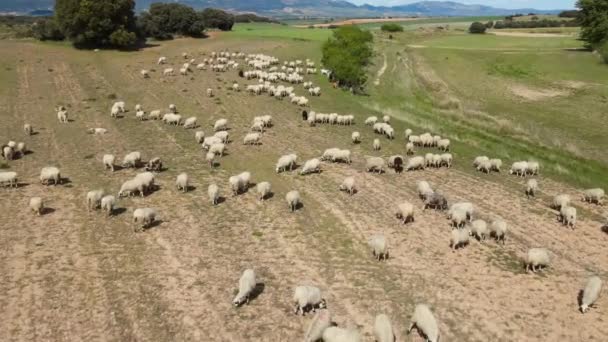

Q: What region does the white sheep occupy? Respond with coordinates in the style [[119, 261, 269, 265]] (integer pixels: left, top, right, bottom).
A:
[[440, 153, 453, 168], [477, 160, 491, 173], [450, 227, 470, 250], [86, 189, 105, 210], [450, 208, 468, 228], [470, 219, 488, 241], [300, 158, 321, 175], [396, 202, 415, 224], [256, 181, 271, 200], [169, 104, 177, 113], [339, 177, 356, 195], [490, 219, 508, 244], [322, 327, 361, 342], [525, 248, 550, 273], [408, 304, 439, 342], [527, 161, 540, 175], [206, 88, 214, 97], [473, 156, 489, 167], [365, 116, 378, 125], [162, 113, 182, 125], [276, 154, 297, 173], [559, 206, 577, 229], [100, 195, 116, 216], [374, 314, 395, 342], [448, 202, 474, 221], [366, 157, 386, 173], [202, 136, 222, 150], [113, 101, 126, 113], [509, 161, 529, 177], [417, 181, 434, 200], [0, 171, 18, 187], [526, 179, 538, 198], [232, 269, 257, 307], [195, 131, 205, 144], [157, 56, 166, 64], [40, 166, 61, 185], [183, 117, 197, 129], [304, 310, 332, 342], [15, 142, 26, 157], [205, 151, 215, 167], [583, 188, 604, 205], [118, 179, 144, 198], [176, 173, 189, 193], [122, 151, 141, 168], [149, 110, 161, 120], [140, 69, 149, 78], [163, 68, 174, 76], [209, 143, 225, 157], [490, 158, 502, 172], [552, 194, 571, 210], [286, 190, 301, 212], [351, 131, 361, 144], [23, 124, 33, 135], [373, 138, 381, 151], [293, 285, 326, 315], [243, 132, 262, 145], [208, 184, 219, 205], [213, 131, 229, 143], [437, 139, 450, 151], [101, 154, 115, 171], [382, 115, 390, 123], [214, 118, 228, 131], [232, 83, 239, 91], [368, 234, 389, 260], [135, 110, 146, 121], [580, 276, 602, 313], [57, 109, 68, 123], [133, 208, 157, 232], [29, 197, 43, 215], [230, 171, 251, 196], [406, 156, 425, 171]]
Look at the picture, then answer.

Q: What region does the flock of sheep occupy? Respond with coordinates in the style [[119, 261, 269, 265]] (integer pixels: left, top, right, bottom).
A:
[[1, 47, 606, 342]]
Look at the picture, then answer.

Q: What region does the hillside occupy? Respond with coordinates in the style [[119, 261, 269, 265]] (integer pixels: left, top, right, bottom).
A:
[[0, 0, 565, 17]]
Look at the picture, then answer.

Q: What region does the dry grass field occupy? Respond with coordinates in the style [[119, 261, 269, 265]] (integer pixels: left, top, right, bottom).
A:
[[0, 29, 607, 342]]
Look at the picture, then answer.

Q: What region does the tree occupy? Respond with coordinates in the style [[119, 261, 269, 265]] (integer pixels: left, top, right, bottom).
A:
[[469, 22, 487, 34], [486, 21, 494, 29], [138, 3, 203, 39], [322, 26, 373, 91], [559, 10, 580, 18], [381, 23, 403, 32], [55, 0, 137, 48], [32, 18, 65, 41], [598, 40, 608, 63], [200, 8, 235, 31], [577, 0, 608, 47]]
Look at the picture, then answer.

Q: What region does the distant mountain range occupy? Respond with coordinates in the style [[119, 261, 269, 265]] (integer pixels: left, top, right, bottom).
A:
[[0, 0, 565, 18]]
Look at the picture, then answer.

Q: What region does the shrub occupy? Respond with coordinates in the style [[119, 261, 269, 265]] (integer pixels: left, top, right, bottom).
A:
[[322, 25, 373, 91], [598, 40, 608, 63], [469, 22, 487, 34], [381, 23, 403, 32], [32, 18, 65, 41]]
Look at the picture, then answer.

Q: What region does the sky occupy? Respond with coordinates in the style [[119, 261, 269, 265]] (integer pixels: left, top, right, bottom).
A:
[[347, 0, 577, 10]]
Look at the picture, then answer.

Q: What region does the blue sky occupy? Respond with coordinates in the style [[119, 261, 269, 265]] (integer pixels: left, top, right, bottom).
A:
[[348, 1, 577, 10]]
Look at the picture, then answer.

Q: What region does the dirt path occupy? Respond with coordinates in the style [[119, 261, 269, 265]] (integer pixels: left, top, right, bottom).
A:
[[374, 53, 387, 86]]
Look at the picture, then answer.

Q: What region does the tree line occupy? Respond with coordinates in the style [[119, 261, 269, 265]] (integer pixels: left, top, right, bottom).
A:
[[31, 0, 240, 48]]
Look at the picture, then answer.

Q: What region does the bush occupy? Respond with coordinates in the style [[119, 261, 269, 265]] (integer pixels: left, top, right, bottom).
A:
[[559, 10, 580, 18], [322, 25, 373, 91], [598, 40, 608, 63], [200, 8, 235, 31], [469, 22, 487, 34], [381, 23, 403, 32], [109, 28, 137, 48], [32, 18, 65, 41], [577, 0, 608, 47]]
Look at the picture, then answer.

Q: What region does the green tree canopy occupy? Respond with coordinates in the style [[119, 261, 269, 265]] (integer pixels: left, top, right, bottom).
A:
[[577, 0, 608, 47], [138, 3, 202, 39], [55, 0, 137, 48], [381, 23, 404, 32], [469, 22, 487, 34], [322, 25, 373, 91]]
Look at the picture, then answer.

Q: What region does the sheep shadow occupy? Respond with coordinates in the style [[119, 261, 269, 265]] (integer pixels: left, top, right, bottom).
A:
[[215, 196, 227, 205], [15, 182, 29, 188], [111, 207, 127, 216], [577, 289, 584, 308], [185, 185, 197, 192], [249, 282, 265, 302], [145, 185, 161, 196], [142, 220, 163, 231], [23, 150, 34, 156], [29, 132, 40, 136], [40, 207, 55, 215], [602, 225, 608, 234], [261, 192, 274, 200], [293, 202, 304, 211]]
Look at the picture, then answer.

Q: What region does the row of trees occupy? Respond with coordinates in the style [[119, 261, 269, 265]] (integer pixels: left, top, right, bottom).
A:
[[35, 0, 237, 48], [322, 26, 373, 91], [577, 0, 608, 62], [493, 19, 579, 29]]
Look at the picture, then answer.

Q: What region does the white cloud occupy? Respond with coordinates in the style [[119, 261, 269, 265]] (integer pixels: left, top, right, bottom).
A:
[[348, 0, 576, 10]]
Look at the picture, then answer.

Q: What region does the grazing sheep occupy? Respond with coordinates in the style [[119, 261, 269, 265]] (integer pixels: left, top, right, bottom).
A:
[[183, 117, 197, 129], [580, 276, 602, 313], [87, 128, 108, 135], [57, 109, 68, 123], [408, 304, 439, 342], [100, 154, 115, 171], [40, 166, 61, 185], [2, 146, 14, 161], [374, 314, 395, 342], [157, 56, 166, 64], [396, 202, 415, 224], [404, 128, 413, 139], [205, 151, 215, 167], [440, 153, 453, 168], [450, 227, 470, 250], [100, 195, 116, 216], [86, 189, 105, 210], [423, 192, 448, 211], [339, 176, 356, 195], [202, 136, 222, 150], [256, 181, 271, 200], [23, 124, 33, 135], [368, 234, 389, 260], [388, 155, 404, 173], [232, 83, 239, 91], [176, 173, 189, 193], [406, 142, 415, 155], [133, 208, 157, 232], [122, 152, 141, 168], [490, 158, 502, 172], [243, 132, 262, 145], [112, 101, 126, 113], [406, 156, 425, 171], [162, 113, 182, 125], [351, 131, 361, 144], [169, 104, 177, 113], [473, 156, 489, 168], [559, 206, 577, 229], [208, 184, 219, 205], [209, 143, 225, 157], [373, 139, 381, 151], [365, 116, 378, 125], [163, 68, 174, 76], [214, 130, 230, 143], [206, 88, 214, 97], [450, 208, 468, 228], [322, 327, 361, 342], [583, 188, 604, 205], [490, 220, 508, 244], [229, 172, 251, 196], [476, 160, 491, 173], [366, 157, 386, 174], [135, 172, 155, 194], [552, 194, 571, 210], [29, 197, 43, 215], [118, 179, 144, 198], [195, 131, 205, 143], [437, 139, 450, 151], [135, 104, 142, 112], [304, 310, 332, 342], [0, 171, 18, 187], [276, 154, 297, 173], [300, 158, 321, 175], [417, 181, 434, 200], [509, 161, 529, 177], [15, 142, 26, 157], [383, 115, 390, 123], [448, 202, 474, 221], [286, 190, 301, 212], [140, 69, 149, 78], [135, 110, 146, 121], [470, 219, 488, 241], [528, 161, 540, 175], [293, 285, 326, 315], [149, 110, 161, 120], [145, 157, 163, 172], [525, 248, 550, 273], [214, 118, 228, 131], [526, 179, 538, 198], [232, 269, 257, 307]]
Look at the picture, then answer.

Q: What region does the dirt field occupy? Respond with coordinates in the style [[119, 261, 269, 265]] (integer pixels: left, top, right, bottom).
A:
[[295, 17, 422, 28], [0, 36, 607, 342]]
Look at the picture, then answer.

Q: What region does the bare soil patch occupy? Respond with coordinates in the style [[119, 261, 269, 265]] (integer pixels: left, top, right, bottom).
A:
[[510, 84, 570, 101]]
